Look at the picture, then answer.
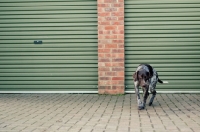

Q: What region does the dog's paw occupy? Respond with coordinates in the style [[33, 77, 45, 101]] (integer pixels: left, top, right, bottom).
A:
[[138, 104, 145, 110], [137, 100, 145, 110], [138, 106, 144, 110]]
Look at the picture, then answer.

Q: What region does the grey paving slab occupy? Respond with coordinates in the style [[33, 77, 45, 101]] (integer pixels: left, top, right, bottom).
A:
[[0, 94, 199, 132]]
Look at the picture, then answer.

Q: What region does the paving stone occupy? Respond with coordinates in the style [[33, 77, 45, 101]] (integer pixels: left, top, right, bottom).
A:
[[0, 94, 199, 132]]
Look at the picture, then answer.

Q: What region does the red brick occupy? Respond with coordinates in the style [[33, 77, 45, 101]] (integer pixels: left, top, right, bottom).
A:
[[98, 17, 104, 22], [105, 25, 117, 30], [112, 30, 124, 34], [98, 0, 104, 3], [98, 89, 105, 94], [98, 62, 105, 67], [118, 34, 124, 39], [98, 67, 110, 71], [112, 21, 123, 25], [98, 81, 104, 85], [98, 49, 111, 53], [112, 30, 119, 34], [98, 12, 110, 17], [105, 72, 117, 76], [101, 87, 124, 94], [110, 81, 124, 85], [105, 35, 117, 39], [112, 58, 124, 62], [118, 25, 124, 30], [109, 81, 115, 85], [112, 67, 124, 71], [112, 39, 124, 43], [98, 8, 103, 13], [100, 77, 111, 80], [117, 53, 124, 58], [112, 62, 124, 67], [104, 0, 117, 3], [118, 44, 124, 48], [105, 17, 117, 21], [105, 53, 112, 58], [105, 53, 117, 58], [117, 81, 124, 85], [118, 17, 124, 21], [105, 62, 112, 67], [98, 44, 104, 48], [112, 86, 124, 92], [99, 58, 110, 62], [112, 49, 124, 53], [112, 3, 123, 7], [98, 3, 110, 7], [111, 53, 118, 58], [103, 30, 111, 34], [98, 86, 111, 90], [98, 40, 112, 44], [105, 81, 112, 85], [104, 80, 123, 85], [112, 77, 124, 80], [118, 8, 124, 12], [99, 30, 103, 34], [105, 44, 117, 48], [111, 12, 123, 16], [98, 53, 104, 58], [99, 21, 110, 25], [120, 30, 124, 34], [105, 7, 117, 12], [98, 72, 105, 76], [117, 71, 124, 77], [98, 35, 104, 39]]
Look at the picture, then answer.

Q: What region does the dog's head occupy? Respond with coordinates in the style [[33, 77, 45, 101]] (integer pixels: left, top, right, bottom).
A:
[[133, 69, 151, 88]]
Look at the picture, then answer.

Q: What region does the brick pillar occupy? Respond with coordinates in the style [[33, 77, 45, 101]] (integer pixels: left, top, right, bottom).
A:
[[98, 0, 124, 94]]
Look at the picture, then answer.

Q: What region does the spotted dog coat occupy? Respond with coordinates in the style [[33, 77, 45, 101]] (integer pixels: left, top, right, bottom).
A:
[[133, 64, 166, 110]]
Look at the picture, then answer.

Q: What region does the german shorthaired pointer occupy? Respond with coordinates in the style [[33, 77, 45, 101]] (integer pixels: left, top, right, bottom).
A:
[[133, 64, 168, 110]]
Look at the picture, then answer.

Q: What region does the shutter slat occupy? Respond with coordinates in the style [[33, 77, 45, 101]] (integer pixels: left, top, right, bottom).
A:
[[125, 0, 200, 92], [0, 0, 97, 92]]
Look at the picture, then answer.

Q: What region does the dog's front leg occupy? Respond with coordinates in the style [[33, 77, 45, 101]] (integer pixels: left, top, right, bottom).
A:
[[134, 81, 143, 110], [142, 87, 149, 109], [149, 90, 156, 106]]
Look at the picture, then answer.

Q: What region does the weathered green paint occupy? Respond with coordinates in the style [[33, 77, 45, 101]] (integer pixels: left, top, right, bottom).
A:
[[125, 0, 200, 92], [0, 0, 98, 92]]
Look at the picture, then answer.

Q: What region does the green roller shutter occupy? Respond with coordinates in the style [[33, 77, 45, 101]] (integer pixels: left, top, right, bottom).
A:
[[125, 0, 200, 92], [0, 0, 98, 92]]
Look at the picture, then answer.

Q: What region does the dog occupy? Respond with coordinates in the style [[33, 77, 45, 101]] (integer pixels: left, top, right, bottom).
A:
[[133, 64, 168, 110]]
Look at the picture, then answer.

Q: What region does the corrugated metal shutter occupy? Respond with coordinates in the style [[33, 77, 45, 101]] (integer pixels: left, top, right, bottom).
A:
[[0, 0, 98, 92], [125, 0, 200, 92]]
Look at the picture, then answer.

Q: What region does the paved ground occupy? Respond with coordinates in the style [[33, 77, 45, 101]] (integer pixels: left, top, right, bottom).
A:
[[0, 94, 199, 132]]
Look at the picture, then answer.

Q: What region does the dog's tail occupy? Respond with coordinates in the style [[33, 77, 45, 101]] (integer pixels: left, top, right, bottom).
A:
[[158, 78, 168, 84]]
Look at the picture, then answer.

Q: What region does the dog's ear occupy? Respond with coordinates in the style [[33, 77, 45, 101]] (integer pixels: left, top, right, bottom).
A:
[[133, 71, 139, 81], [146, 72, 150, 78]]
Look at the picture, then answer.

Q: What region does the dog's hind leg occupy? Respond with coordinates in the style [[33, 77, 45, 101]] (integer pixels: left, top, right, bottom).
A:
[[148, 72, 157, 106]]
